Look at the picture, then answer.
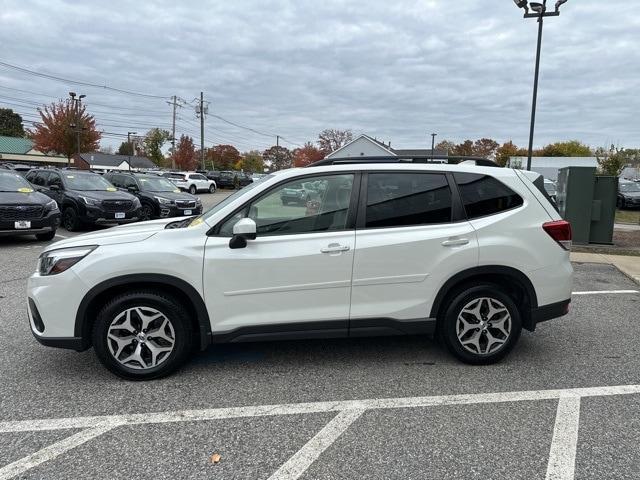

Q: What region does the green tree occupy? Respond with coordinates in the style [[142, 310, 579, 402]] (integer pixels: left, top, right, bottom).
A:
[[242, 150, 264, 173], [541, 140, 592, 157], [117, 141, 133, 156], [0, 108, 24, 137], [596, 145, 627, 176], [495, 141, 519, 167], [141, 128, 169, 165], [263, 145, 293, 171]]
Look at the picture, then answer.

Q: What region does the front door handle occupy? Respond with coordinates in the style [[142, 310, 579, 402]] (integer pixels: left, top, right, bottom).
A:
[[442, 238, 469, 247], [321, 243, 350, 254]]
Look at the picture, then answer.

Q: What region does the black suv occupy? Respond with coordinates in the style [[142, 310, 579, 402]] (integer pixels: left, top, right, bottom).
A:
[[26, 169, 142, 231], [618, 180, 640, 209], [0, 170, 60, 240], [104, 172, 203, 220], [206, 171, 253, 189]]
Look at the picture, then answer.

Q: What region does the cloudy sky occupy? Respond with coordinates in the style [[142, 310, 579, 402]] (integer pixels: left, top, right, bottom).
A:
[[1, 0, 639, 153]]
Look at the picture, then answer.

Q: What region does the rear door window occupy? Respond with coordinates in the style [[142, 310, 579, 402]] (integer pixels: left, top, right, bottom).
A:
[[33, 171, 50, 187], [47, 173, 63, 189], [364, 173, 452, 228], [453, 173, 523, 219]]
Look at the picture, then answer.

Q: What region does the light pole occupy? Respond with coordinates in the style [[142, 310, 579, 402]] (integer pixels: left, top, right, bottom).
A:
[[430, 133, 437, 162], [513, 0, 569, 171], [127, 132, 137, 171]]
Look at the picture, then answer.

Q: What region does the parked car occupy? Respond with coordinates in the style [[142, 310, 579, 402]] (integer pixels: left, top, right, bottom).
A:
[[104, 171, 202, 220], [25, 168, 142, 231], [543, 178, 557, 202], [28, 163, 572, 379], [0, 170, 60, 240], [205, 171, 253, 189], [162, 172, 216, 194], [617, 180, 640, 209], [279, 180, 323, 205]]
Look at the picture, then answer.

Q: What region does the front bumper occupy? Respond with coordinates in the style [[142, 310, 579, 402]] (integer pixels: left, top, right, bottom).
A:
[[0, 211, 60, 236], [159, 204, 203, 218], [80, 206, 142, 225]]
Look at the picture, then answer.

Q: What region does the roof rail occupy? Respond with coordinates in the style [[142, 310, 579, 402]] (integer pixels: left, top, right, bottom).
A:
[[308, 155, 499, 167]]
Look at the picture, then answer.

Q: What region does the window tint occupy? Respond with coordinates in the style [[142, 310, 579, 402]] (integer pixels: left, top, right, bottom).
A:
[[25, 171, 35, 182], [108, 174, 122, 187], [453, 173, 523, 219], [365, 173, 452, 228], [193, 174, 207, 181], [47, 173, 63, 189], [219, 174, 354, 236], [33, 171, 50, 186], [123, 176, 137, 188]]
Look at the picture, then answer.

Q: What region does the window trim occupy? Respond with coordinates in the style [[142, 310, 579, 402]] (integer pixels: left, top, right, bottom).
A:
[[355, 170, 463, 231], [208, 171, 362, 237], [452, 172, 525, 221]]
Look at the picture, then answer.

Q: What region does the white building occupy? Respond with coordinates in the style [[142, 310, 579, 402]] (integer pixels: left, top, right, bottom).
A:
[[507, 156, 598, 181], [326, 134, 447, 163]]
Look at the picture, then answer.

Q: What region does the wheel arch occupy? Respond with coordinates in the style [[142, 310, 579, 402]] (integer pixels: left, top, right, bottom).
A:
[[74, 274, 212, 351], [430, 266, 538, 331]]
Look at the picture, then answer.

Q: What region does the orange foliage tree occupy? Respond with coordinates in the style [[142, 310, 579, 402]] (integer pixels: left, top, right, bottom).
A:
[[206, 144, 241, 171], [173, 135, 197, 170], [292, 142, 325, 167], [30, 100, 101, 161]]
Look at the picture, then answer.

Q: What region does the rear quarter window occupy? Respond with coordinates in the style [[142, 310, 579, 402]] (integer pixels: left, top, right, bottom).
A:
[[453, 172, 523, 219]]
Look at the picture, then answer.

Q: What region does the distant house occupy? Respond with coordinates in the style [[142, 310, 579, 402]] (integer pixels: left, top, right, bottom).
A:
[[74, 152, 156, 171], [325, 134, 448, 163], [0, 135, 68, 166], [507, 156, 598, 181]]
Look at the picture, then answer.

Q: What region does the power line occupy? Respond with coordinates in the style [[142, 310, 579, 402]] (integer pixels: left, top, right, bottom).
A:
[[0, 60, 170, 99]]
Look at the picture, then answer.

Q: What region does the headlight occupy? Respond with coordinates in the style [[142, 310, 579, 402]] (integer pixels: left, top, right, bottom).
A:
[[132, 197, 141, 208], [195, 197, 202, 205], [79, 196, 101, 206], [155, 196, 174, 205], [37, 246, 97, 276], [45, 199, 58, 212]]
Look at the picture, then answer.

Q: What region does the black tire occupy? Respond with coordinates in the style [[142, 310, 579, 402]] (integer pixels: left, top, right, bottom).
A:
[[62, 207, 81, 232], [140, 203, 154, 221], [189, 185, 197, 195], [617, 198, 625, 209], [439, 284, 522, 365], [36, 229, 56, 241], [208, 184, 216, 194], [92, 290, 194, 380]]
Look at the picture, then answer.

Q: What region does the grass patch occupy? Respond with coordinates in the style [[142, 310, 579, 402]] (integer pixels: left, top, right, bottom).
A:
[[615, 209, 640, 224]]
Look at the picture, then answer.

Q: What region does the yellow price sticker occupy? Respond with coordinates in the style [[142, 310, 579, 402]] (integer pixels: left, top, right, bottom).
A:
[[106, 187, 117, 192], [18, 187, 34, 193], [188, 217, 204, 228]]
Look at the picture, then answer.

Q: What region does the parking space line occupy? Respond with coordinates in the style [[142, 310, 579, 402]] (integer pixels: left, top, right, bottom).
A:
[[572, 290, 638, 295], [545, 397, 581, 480], [54, 234, 68, 239], [267, 409, 365, 480], [0, 423, 120, 480]]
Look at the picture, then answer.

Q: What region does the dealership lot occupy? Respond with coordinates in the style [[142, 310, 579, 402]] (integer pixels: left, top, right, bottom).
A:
[[1, 191, 639, 479]]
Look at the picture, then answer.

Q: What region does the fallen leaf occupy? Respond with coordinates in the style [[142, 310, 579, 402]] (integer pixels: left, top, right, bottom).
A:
[[210, 453, 222, 464]]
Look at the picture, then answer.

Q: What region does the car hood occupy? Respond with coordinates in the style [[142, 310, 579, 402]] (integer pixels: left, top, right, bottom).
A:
[[44, 218, 176, 251], [0, 190, 53, 205], [73, 190, 136, 201], [144, 191, 198, 201]]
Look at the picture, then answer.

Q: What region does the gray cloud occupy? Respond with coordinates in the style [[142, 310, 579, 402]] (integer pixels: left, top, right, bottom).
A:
[[1, 0, 638, 152]]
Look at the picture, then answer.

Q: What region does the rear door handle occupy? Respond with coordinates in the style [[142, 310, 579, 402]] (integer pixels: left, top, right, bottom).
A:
[[321, 243, 350, 253], [442, 238, 469, 247]]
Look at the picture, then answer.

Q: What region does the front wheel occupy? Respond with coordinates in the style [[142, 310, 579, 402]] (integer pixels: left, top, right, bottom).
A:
[[92, 290, 194, 380], [140, 203, 154, 221], [617, 197, 625, 209], [208, 184, 216, 193], [62, 207, 81, 231], [439, 285, 522, 365], [36, 229, 56, 241]]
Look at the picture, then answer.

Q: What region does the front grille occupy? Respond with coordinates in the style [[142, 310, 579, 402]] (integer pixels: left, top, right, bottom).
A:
[[175, 200, 196, 209], [0, 205, 44, 220], [102, 200, 134, 212]]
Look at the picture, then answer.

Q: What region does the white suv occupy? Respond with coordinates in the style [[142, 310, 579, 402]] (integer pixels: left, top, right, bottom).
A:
[[27, 163, 572, 379], [166, 172, 216, 195]]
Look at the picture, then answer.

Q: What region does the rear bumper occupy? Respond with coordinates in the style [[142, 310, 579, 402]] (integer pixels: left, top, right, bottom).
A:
[[528, 299, 571, 330]]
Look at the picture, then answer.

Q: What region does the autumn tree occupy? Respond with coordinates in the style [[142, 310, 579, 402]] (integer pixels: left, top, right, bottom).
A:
[[454, 140, 474, 157], [293, 142, 324, 167], [435, 140, 456, 155], [472, 138, 499, 159], [317, 129, 353, 154], [140, 128, 169, 165], [242, 150, 264, 173], [173, 135, 197, 170], [0, 108, 24, 137], [206, 144, 241, 171], [30, 100, 101, 161], [263, 145, 293, 171], [495, 141, 519, 167], [541, 140, 592, 157]]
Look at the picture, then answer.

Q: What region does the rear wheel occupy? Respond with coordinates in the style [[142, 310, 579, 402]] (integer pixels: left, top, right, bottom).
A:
[[36, 229, 56, 241], [439, 285, 522, 365], [617, 197, 625, 209], [92, 290, 194, 380], [208, 184, 216, 193], [189, 185, 197, 195], [62, 207, 81, 231]]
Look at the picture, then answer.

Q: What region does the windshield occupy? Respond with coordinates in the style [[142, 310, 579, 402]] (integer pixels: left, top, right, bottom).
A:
[[0, 171, 34, 192], [138, 176, 179, 192], [620, 182, 640, 193], [63, 173, 115, 191]]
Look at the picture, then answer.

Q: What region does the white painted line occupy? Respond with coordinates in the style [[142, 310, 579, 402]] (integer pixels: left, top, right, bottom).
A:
[[0, 424, 119, 480], [267, 409, 364, 480], [572, 290, 638, 295], [54, 234, 68, 239], [1, 384, 639, 434], [545, 397, 581, 480]]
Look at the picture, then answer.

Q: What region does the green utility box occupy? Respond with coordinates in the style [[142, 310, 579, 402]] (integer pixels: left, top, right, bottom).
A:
[[556, 167, 617, 245]]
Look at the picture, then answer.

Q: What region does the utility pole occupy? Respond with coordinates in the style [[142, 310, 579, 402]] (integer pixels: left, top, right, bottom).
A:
[[68, 92, 85, 167], [200, 92, 205, 170], [127, 131, 137, 171], [430, 133, 437, 162], [167, 95, 180, 170]]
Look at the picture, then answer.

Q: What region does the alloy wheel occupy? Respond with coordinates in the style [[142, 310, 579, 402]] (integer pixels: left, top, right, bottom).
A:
[[106, 306, 175, 370], [456, 297, 511, 355]]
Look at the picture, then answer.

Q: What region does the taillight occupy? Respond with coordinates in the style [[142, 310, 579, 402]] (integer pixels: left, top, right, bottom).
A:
[[543, 220, 572, 250]]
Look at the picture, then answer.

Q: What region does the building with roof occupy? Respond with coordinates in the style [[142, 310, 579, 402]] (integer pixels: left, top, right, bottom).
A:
[[325, 134, 448, 163], [507, 156, 598, 181], [74, 152, 157, 171], [0, 135, 68, 166]]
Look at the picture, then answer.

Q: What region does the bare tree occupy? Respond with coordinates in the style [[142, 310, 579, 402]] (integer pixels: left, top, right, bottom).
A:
[[317, 129, 353, 154]]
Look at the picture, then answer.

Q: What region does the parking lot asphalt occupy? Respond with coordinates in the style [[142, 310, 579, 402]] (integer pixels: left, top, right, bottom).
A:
[[1, 190, 639, 479]]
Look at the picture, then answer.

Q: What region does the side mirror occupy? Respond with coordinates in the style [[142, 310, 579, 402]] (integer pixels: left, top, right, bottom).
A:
[[127, 185, 138, 193], [229, 218, 257, 249], [50, 184, 60, 191]]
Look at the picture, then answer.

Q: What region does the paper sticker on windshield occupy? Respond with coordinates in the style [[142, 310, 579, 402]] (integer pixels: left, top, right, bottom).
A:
[[173, 189, 180, 193], [106, 187, 117, 192], [66, 175, 75, 179], [140, 179, 148, 182], [188, 217, 204, 228], [18, 187, 33, 193]]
